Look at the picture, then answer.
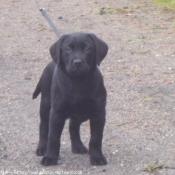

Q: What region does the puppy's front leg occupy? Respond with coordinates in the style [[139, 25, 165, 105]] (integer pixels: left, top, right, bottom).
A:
[[41, 109, 65, 166], [89, 115, 107, 166]]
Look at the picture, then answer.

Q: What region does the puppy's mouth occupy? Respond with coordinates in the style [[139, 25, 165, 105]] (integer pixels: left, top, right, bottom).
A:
[[67, 65, 89, 77], [72, 67, 86, 76]]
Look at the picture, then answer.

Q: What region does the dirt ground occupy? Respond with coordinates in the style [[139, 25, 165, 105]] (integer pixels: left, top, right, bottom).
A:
[[1, 0, 175, 174]]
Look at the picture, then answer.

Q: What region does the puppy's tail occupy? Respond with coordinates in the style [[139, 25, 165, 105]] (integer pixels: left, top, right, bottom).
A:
[[32, 78, 41, 99]]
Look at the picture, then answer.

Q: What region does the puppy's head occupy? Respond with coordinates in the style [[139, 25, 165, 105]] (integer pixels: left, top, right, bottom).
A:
[[50, 32, 108, 77]]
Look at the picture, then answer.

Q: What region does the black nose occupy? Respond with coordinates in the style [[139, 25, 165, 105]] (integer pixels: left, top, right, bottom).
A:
[[73, 60, 82, 67]]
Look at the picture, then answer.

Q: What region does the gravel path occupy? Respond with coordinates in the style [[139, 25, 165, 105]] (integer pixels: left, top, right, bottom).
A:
[[1, 0, 175, 174]]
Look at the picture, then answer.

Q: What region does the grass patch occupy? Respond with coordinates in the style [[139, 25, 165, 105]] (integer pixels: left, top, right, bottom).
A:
[[150, 0, 175, 9], [143, 96, 154, 102], [143, 161, 164, 172]]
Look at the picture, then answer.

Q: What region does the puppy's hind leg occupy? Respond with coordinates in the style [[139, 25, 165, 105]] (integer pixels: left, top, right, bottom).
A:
[[36, 96, 51, 156], [69, 119, 88, 154]]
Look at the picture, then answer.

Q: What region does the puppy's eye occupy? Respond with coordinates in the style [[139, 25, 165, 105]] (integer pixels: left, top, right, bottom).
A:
[[65, 47, 72, 52], [84, 46, 91, 52]]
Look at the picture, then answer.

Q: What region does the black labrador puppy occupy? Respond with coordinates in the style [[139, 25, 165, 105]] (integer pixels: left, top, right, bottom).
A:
[[33, 32, 108, 166]]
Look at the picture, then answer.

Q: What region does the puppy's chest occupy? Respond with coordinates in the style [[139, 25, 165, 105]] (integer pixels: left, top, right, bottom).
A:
[[67, 83, 90, 104], [56, 80, 97, 119], [66, 98, 95, 121]]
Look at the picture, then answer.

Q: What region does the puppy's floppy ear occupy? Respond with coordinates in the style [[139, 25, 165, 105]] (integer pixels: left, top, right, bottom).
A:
[[88, 33, 108, 66], [50, 35, 67, 64]]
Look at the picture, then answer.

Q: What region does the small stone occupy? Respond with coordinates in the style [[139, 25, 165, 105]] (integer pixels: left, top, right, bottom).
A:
[[58, 16, 63, 19]]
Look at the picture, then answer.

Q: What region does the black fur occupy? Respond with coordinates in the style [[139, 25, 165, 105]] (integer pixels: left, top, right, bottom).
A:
[[33, 32, 108, 166]]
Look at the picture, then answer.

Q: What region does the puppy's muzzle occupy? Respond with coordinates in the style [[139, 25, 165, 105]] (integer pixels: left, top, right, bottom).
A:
[[73, 59, 82, 68]]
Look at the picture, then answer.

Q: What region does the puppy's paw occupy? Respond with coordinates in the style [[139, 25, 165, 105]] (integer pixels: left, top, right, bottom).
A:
[[90, 155, 107, 166], [36, 147, 46, 157], [72, 145, 88, 154], [41, 156, 57, 166]]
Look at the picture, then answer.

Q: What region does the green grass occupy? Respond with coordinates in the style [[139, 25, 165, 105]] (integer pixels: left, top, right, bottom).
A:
[[150, 0, 175, 9]]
